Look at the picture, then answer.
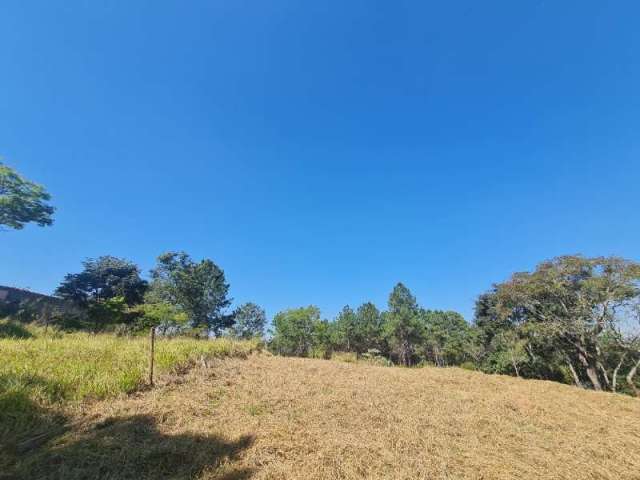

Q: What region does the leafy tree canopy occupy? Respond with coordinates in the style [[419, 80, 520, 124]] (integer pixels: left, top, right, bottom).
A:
[[332, 302, 385, 355], [232, 302, 266, 339], [354, 302, 385, 354], [0, 162, 54, 230], [384, 283, 423, 366], [149, 251, 232, 334], [489, 255, 640, 391], [269, 306, 321, 357], [419, 310, 472, 366], [55, 256, 148, 307], [333, 305, 358, 351], [131, 300, 189, 334]]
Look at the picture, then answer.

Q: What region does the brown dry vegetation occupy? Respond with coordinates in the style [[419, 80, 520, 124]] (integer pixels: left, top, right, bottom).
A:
[[9, 353, 640, 480]]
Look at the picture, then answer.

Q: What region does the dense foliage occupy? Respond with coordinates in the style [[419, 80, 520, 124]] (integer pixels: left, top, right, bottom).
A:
[[269, 283, 476, 368], [48, 251, 267, 340], [0, 162, 54, 230], [148, 252, 233, 334], [270, 306, 321, 357], [231, 302, 267, 339], [268, 256, 640, 397], [475, 256, 640, 395], [55, 256, 148, 331], [56, 256, 148, 306]]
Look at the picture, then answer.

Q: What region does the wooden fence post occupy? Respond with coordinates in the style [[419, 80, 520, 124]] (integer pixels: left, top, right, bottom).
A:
[[149, 326, 156, 387]]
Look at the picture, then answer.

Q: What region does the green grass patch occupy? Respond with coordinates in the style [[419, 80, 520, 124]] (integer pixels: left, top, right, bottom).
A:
[[0, 327, 258, 404], [0, 321, 259, 456]]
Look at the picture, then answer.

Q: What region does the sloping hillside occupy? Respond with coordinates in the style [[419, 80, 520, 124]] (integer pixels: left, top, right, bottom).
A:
[[10, 353, 640, 480]]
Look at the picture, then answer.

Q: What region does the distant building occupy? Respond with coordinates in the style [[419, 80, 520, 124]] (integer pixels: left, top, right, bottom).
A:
[[0, 285, 79, 323], [0, 285, 56, 303]]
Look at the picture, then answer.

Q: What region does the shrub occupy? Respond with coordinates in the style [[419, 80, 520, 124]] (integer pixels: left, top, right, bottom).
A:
[[459, 361, 477, 371], [361, 349, 393, 367], [332, 352, 358, 363]]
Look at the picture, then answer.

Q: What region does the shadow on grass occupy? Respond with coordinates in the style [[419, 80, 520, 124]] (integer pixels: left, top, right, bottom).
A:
[[0, 373, 68, 445], [1, 374, 70, 478], [0, 320, 33, 339], [2, 400, 255, 480]]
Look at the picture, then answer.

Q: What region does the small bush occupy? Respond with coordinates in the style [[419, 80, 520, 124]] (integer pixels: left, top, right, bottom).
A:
[[332, 352, 358, 363], [459, 361, 477, 371], [309, 346, 331, 359], [0, 319, 33, 339], [113, 323, 135, 337], [361, 349, 393, 367]]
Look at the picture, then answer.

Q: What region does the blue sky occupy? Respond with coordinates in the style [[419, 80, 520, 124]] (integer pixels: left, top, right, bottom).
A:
[[2, 1, 639, 321]]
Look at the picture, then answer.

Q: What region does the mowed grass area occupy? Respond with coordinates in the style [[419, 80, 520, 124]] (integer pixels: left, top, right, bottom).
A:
[[0, 320, 259, 474], [6, 348, 640, 480]]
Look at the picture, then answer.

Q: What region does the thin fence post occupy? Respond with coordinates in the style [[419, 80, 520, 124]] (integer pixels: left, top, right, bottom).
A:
[[149, 326, 156, 387]]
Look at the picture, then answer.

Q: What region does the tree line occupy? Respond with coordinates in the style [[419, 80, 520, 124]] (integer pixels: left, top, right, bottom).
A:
[[270, 256, 640, 397], [2, 162, 640, 396], [269, 284, 472, 369], [50, 253, 266, 339]]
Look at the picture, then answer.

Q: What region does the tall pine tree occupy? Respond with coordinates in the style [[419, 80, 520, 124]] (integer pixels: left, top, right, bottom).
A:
[[384, 283, 423, 366]]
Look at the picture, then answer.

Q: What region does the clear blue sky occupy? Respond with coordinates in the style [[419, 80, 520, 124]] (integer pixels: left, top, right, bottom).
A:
[[2, 1, 639, 321]]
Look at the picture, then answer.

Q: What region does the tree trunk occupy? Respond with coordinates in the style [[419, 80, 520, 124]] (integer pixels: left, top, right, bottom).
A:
[[612, 353, 627, 393], [572, 339, 602, 391], [598, 362, 611, 390], [566, 359, 583, 388], [585, 365, 603, 391], [525, 343, 536, 362], [511, 353, 520, 377], [400, 339, 411, 366], [575, 346, 603, 391], [626, 358, 640, 398]]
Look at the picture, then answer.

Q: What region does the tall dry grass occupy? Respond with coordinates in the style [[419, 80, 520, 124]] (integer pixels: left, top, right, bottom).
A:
[[0, 321, 259, 466], [65, 354, 640, 480], [4, 325, 640, 479]]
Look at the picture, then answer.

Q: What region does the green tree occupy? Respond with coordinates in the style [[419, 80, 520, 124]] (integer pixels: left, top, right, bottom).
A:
[[419, 310, 471, 367], [473, 291, 508, 351], [269, 306, 321, 357], [312, 318, 336, 359], [0, 162, 54, 230], [354, 302, 385, 354], [55, 256, 147, 331], [87, 296, 128, 331], [232, 302, 266, 339], [333, 305, 358, 351], [56, 256, 148, 306], [475, 289, 575, 382], [383, 283, 423, 366], [486, 330, 529, 377], [334, 303, 386, 355], [130, 299, 188, 334], [149, 252, 232, 334], [491, 255, 640, 391]]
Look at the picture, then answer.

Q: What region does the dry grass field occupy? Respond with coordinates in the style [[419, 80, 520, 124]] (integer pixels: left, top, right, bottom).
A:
[[7, 352, 640, 480]]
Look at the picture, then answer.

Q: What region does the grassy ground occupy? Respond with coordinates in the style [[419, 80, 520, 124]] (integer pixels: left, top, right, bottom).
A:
[[0, 321, 259, 476], [4, 346, 640, 479]]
